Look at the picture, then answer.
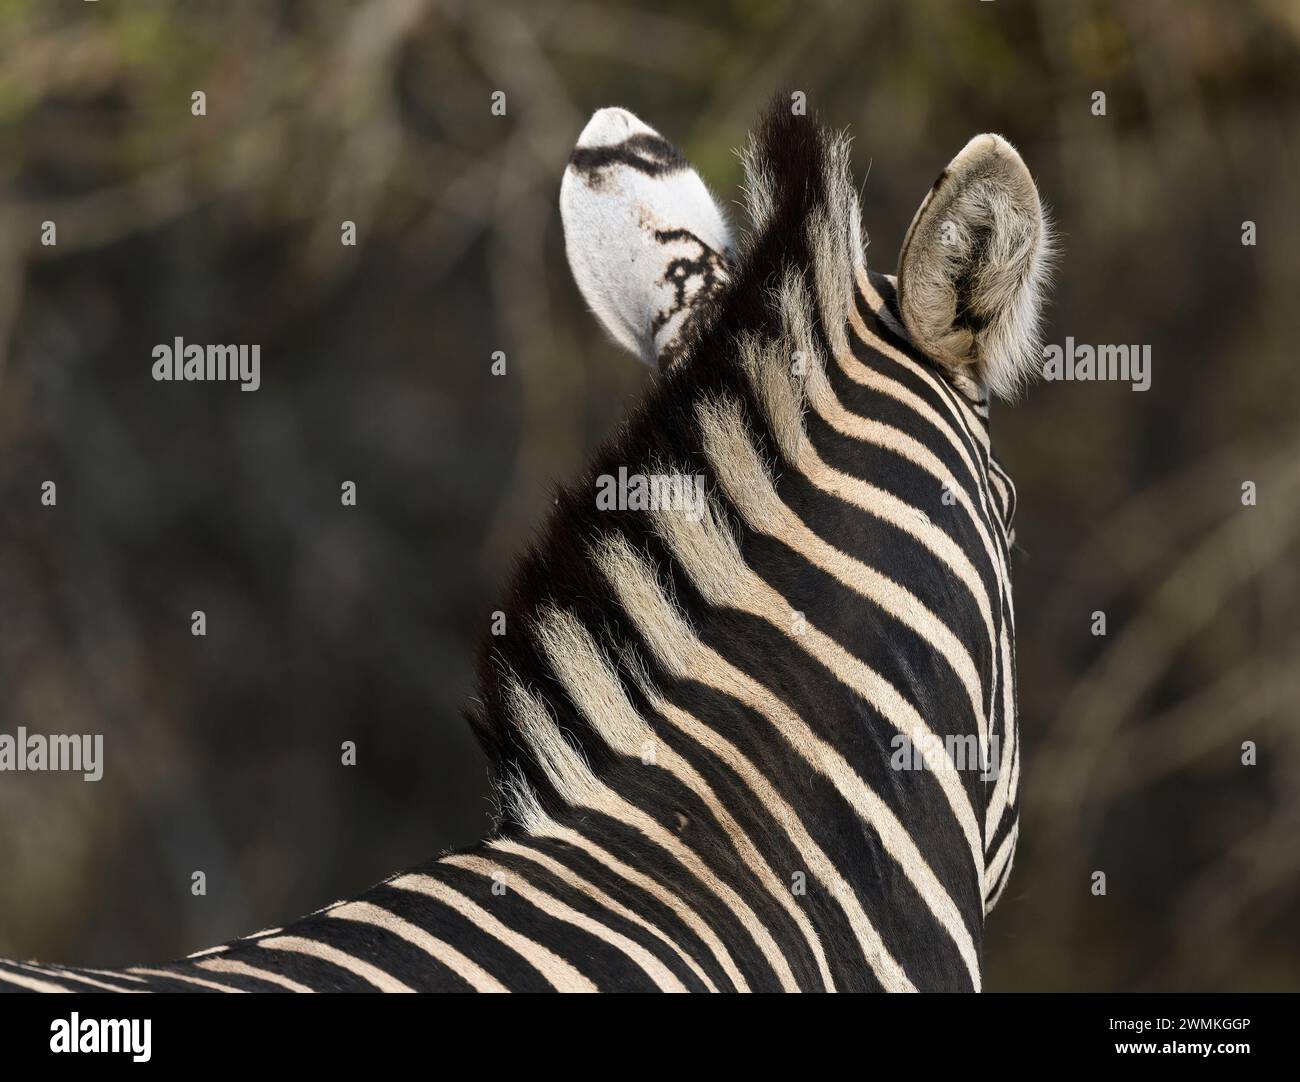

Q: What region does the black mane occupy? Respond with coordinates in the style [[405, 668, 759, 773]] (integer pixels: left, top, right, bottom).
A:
[[470, 99, 849, 824]]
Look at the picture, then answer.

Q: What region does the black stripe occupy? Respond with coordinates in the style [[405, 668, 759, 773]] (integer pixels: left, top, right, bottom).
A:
[[503, 833, 739, 992], [478, 844, 712, 991]]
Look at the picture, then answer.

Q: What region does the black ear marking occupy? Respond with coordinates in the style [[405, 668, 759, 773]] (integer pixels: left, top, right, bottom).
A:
[[650, 227, 731, 370], [569, 133, 689, 185], [950, 220, 995, 335], [560, 107, 735, 367]]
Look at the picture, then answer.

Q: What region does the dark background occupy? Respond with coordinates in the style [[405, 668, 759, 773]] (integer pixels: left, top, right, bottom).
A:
[[0, 0, 1296, 991]]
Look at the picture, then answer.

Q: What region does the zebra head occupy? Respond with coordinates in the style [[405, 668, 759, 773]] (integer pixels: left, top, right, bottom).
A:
[[524, 99, 1053, 985], [562, 103, 1052, 400]]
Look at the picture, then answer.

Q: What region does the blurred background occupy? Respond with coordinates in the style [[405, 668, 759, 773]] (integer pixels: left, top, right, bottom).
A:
[[0, 0, 1296, 990]]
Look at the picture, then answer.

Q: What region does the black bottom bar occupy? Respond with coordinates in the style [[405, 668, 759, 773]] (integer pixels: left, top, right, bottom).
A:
[[1, 991, 1293, 1068]]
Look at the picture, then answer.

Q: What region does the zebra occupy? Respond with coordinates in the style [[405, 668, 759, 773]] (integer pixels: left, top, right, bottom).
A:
[[1, 99, 1052, 993]]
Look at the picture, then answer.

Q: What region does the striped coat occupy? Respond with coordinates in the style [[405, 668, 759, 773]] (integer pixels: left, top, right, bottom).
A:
[[2, 99, 1051, 993]]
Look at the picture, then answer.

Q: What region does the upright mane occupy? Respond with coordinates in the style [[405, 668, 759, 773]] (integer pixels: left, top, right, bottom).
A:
[[470, 101, 865, 828]]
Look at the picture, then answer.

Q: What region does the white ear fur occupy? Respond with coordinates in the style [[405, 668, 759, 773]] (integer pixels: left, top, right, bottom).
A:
[[896, 134, 1053, 400], [560, 108, 733, 369]]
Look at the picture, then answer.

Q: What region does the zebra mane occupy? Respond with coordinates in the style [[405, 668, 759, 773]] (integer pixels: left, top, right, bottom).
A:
[[470, 100, 864, 830]]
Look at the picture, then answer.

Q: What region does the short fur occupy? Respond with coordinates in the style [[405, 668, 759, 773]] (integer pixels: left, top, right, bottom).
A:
[[896, 133, 1055, 400], [474, 100, 863, 821]]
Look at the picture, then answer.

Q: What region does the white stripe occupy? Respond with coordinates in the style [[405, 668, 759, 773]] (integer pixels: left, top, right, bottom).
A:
[[603, 528, 982, 988], [19, 964, 141, 993], [328, 899, 507, 992], [0, 966, 71, 992], [195, 956, 314, 992], [652, 470, 986, 884], [489, 836, 719, 992], [841, 274, 1002, 555], [811, 368, 1005, 596], [985, 618, 1018, 842], [128, 967, 244, 992], [441, 854, 687, 992], [797, 439, 999, 659], [503, 681, 755, 991], [701, 401, 991, 755], [984, 822, 1019, 912], [386, 876, 596, 992], [654, 697, 915, 991], [535, 606, 820, 991], [543, 823, 752, 992], [256, 935, 415, 992], [598, 533, 913, 990], [79, 966, 147, 983], [854, 266, 990, 453]]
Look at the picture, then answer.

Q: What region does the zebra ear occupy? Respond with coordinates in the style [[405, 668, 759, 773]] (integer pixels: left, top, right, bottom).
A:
[[560, 108, 734, 370], [896, 134, 1054, 400]]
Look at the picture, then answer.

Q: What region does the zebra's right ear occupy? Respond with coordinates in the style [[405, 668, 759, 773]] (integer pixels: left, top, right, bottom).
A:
[[560, 108, 734, 370], [896, 134, 1053, 400]]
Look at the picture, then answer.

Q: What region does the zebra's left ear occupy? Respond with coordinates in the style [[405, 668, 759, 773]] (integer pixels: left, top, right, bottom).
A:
[[560, 107, 734, 370], [896, 134, 1054, 400]]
